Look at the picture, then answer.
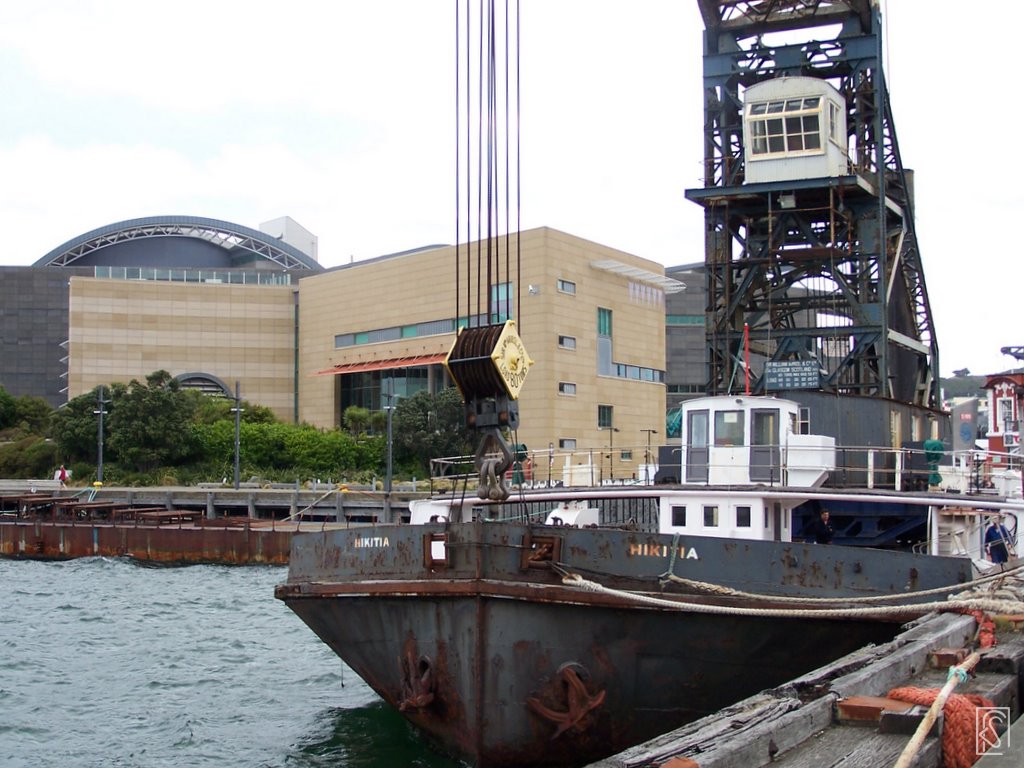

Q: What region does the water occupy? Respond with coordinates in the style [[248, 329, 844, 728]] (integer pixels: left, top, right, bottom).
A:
[[0, 558, 464, 768]]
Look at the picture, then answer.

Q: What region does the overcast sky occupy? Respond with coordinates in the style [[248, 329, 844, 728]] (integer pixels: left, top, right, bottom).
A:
[[2, 2, 1021, 379]]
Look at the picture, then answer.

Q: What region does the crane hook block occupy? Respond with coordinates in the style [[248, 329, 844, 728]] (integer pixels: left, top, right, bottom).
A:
[[445, 320, 533, 402]]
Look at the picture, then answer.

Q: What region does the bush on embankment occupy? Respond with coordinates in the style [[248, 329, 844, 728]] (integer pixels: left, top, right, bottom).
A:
[[0, 436, 60, 479]]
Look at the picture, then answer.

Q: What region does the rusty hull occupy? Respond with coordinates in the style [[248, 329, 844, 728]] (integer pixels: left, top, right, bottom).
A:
[[276, 522, 973, 767], [0, 520, 292, 564]]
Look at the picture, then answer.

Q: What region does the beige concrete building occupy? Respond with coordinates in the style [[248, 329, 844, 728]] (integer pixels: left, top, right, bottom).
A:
[[60, 222, 677, 481], [301, 227, 677, 481], [68, 278, 299, 421]]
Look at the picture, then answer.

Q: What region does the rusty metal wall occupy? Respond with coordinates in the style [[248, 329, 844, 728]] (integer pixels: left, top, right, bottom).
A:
[[0, 521, 292, 564]]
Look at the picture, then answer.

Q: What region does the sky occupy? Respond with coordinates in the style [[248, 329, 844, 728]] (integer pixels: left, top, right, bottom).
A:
[[1, 1, 1022, 378]]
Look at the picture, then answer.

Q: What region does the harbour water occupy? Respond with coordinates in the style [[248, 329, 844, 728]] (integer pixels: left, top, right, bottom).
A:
[[0, 558, 463, 768]]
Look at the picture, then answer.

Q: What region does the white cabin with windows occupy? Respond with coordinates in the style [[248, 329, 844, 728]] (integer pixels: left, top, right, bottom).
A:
[[657, 490, 801, 542], [744, 76, 848, 184], [677, 395, 835, 488]]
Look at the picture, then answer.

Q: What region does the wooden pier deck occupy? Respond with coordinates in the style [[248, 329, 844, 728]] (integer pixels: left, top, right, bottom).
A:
[[586, 612, 1024, 768]]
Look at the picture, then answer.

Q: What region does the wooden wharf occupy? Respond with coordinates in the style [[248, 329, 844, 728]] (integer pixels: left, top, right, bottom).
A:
[[586, 612, 1024, 768]]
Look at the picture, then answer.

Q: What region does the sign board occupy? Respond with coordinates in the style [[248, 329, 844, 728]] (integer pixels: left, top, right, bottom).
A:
[[764, 360, 820, 390]]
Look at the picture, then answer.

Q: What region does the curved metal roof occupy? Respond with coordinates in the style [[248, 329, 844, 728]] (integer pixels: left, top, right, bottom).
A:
[[34, 215, 322, 271]]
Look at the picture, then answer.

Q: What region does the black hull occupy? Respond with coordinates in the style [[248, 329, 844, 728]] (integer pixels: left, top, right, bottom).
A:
[[276, 522, 973, 767]]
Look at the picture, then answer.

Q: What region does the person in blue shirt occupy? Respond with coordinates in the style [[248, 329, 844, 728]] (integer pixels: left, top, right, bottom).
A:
[[984, 513, 1014, 564]]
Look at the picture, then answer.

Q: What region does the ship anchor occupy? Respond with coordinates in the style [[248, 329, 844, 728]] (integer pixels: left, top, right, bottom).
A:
[[526, 663, 606, 738], [398, 650, 435, 712]]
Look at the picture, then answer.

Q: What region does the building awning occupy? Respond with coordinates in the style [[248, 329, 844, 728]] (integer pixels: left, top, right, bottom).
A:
[[316, 353, 448, 376], [590, 259, 685, 293]]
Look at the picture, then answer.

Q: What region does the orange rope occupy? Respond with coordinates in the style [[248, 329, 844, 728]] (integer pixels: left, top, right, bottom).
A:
[[887, 686, 996, 768]]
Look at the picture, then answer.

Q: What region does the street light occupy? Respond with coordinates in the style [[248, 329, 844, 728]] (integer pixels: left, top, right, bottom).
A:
[[383, 379, 395, 523], [93, 385, 110, 484], [600, 426, 619, 483], [642, 428, 658, 484], [230, 381, 244, 490]]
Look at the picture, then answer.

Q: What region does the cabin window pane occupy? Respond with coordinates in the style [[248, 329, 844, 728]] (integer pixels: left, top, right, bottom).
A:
[[714, 411, 744, 446], [737, 506, 751, 527], [703, 505, 718, 527], [672, 505, 686, 526], [748, 97, 825, 157]]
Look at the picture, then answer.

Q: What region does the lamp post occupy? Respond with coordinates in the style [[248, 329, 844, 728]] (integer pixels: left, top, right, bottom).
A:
[[93, 386, 110, 484], [600, 426, 619, 484], [230, 381, 244, 490], [548, 442, 554, 487], [642, 428, 658, 484], [383, 379, 395, 523]]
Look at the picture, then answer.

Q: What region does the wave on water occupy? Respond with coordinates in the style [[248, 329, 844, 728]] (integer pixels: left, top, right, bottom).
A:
[[0, 557, 463, 768]]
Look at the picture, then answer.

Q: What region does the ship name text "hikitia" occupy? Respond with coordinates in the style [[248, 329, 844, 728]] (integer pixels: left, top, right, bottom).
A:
[[629, 542, 699, 560], [353, 536, 390, 549]]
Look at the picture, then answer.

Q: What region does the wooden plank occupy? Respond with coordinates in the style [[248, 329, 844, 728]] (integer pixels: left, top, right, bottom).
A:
[[775, 725, 941, 768]]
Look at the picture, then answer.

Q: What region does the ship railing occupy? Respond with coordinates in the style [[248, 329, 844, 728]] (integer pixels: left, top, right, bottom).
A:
[[428, 443, 1022, 497]]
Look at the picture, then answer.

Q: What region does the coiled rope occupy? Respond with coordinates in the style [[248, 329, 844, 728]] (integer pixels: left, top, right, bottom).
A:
[[889, 652, 995, 768], [558, 572, 1024, 620]]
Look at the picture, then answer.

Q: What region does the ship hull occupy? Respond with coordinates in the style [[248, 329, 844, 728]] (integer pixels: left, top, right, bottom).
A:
[[276, 521, 973, 767]]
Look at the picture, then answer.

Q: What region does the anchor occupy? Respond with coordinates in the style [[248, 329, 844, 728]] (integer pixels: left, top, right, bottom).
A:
[[526, 662, 607, 739]]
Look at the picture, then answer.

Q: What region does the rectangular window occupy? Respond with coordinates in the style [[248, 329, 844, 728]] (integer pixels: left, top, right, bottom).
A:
[[557, 279, 576, 295], [828, 100, 841, 144], [620, 450, 632, 460], [597, 308, 613, 375], [598, 405, 613, 429], [737, 506, 751, 527], [558, 438, 576, 450], [671, 505, 687, 527], [558, 335, 577, 350], [714, 410, 745, 446], [558, 382, 577, 396], [703, 505, 718, 527], [798, 407, 811, 435], [748, 96, 824, 158]]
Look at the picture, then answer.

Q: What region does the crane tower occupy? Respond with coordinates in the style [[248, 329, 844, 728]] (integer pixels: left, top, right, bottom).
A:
[[686, 1, 938, 409]]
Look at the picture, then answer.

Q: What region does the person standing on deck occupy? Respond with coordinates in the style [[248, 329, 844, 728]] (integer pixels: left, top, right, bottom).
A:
[[58, 464, 68, 489], [806, 508, 834, 544], [985, 513, 1014, 564]]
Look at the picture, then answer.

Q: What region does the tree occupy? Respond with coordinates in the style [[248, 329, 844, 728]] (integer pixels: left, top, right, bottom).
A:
[[107, 371, 199, 472], [343, 406, 370, 436], [14, 395, 53, 435], [0, 385, 15, 429], [392, 388, 474, 473], [52, 386, 120, 463]]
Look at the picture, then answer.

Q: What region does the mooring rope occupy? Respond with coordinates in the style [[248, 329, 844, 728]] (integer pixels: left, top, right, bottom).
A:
[[558, 572, 1024, 620], [659, 563, 1024, 606]]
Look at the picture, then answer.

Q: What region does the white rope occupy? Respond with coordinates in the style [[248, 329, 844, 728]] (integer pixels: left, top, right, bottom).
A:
[[661, 563, 1024, 605], [561, 573, 1024, 620]]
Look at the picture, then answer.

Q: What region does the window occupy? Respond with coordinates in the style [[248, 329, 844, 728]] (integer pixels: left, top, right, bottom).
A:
[[748, 97, 822, 157], [558, 335, 577, 350], [703, 505, 718, 527], [798, 407, 810, 435], [598, 405, 613, 429], [557, 279, 576, 295], [714, 410, 745, 446], [828, 100, 841, 144], [671, 505, 687, 527], [597, 308, 613, 375], [558, 438, 576, 450], [737, 506, 751, 528], [558, 382, 577, 396], [620, 450, 632, 461]]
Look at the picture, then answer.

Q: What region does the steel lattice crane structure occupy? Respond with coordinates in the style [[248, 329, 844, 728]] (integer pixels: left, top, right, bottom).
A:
[[686, 1, 939, 408], [1002, 347, 1024, 362]]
